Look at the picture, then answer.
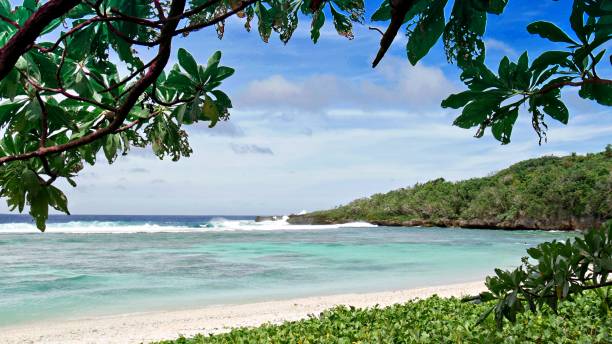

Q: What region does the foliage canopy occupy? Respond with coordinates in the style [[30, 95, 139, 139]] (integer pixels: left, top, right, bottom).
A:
[[0, 0, 610, 229]]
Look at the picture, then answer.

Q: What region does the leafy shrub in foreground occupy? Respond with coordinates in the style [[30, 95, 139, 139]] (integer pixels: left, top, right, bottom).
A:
[[157, 290, 611, 344], [479, 222, 612, 328]]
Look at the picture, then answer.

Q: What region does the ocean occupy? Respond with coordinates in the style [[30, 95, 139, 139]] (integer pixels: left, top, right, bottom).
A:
[[0, 214, 576, 327]]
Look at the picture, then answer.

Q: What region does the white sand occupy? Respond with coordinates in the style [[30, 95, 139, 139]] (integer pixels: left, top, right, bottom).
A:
[[0, 281, 485, 344]]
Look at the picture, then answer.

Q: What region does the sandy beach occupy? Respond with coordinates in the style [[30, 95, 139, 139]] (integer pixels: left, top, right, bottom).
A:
[[0, 281, 484, 344]]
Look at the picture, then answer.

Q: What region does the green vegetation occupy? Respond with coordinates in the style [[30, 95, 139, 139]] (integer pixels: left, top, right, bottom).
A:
[[1, 0, 610, 230], [158, 289, 612, 343], [479, 223, 612, 327], [289, 148, 612, 230]]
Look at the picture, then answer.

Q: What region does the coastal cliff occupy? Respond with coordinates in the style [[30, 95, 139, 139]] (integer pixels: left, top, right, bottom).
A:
[[288, 148, 612, 231]]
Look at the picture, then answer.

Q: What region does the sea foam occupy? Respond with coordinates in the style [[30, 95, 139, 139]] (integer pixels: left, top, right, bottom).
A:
[[0, 216, 376, 234]]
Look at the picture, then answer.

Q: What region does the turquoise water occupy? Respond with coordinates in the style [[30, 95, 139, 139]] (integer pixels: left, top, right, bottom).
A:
[[0, 215, 576, 327]]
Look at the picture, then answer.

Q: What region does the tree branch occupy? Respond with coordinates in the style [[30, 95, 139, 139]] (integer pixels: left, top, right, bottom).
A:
[[0, 13, 20, 29], [0, 0, 82, 81], [114, 111, 159, 133], [372, 0, 417, 68], [535, 78, 612, 96], [162, 0, 219, 23], [35, 92, 58, 186], [0, 0, 187, 166], [153, 0, 166, 20], [38, 16, 125, 53], [35, 91, 49, 149], [173, 0, 257, 36]]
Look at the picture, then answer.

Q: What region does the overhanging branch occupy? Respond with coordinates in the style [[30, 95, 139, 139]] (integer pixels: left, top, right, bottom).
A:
[[0, 0, 82, 81], [0, 0, 187, 166]]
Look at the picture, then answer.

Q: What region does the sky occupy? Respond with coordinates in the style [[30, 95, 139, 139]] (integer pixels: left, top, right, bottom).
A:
[[6, 1, 612, 216]]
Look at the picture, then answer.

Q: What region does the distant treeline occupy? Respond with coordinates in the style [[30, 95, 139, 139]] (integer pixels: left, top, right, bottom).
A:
[[289, 146, 612, 230]]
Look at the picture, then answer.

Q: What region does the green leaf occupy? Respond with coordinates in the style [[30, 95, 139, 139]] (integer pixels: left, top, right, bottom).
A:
[[211, 90, 232, 108], [486, 0, 508, 15], [47, 185, 70, 214], [579, 82, 612, 106], [0, 101, 24, 127], [208, 51, 222, 68], [202, 95, 219, 127], [491, 107, 519, 144], [441, 91, 478, 109], [103, 134, 119, 163], [406, 1, 447, 65], [46, 103, 78, 132], [330, 5, 353, 39], [23, 0, 38, 11], [517, 52, 529, 73], [453, 94, 502, 129], [0, 68, 20, 100], [498, 56, 511, 83], [166, 71, 195, 92], [255, 2, 272, 42], [28, 187, 49, 232], [542, 96, 569, 124], [371, 0, 390, 21], [68, 24, 96, 60], [214, 66, 234, 82], [570, 1, 586, 42], [311, 10, 325, 43], [177, 48, 199, 79], [590, 49, 605, 68], [530, 51, 571, 75], [0, 0, 10, 14], [526, 21, 577, 44]]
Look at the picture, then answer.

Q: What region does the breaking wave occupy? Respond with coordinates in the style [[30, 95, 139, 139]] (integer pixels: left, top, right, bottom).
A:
[[0, 216, 376, 234]]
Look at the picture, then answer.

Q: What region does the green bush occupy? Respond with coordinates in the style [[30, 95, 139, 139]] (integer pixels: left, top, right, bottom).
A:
[[479, 223, 612, 328], [157, 290, 611, 344]]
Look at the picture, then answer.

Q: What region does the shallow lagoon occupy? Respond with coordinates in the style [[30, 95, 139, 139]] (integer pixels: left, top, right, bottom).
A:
[[0, 215, 576, 326]]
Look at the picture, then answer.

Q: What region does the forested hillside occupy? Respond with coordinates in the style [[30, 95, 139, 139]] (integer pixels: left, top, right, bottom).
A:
[[289, 147, 612, 230]]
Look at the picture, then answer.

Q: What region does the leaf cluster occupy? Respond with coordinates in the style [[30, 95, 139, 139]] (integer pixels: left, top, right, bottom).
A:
[[442, 0, 611, 144], [0, 0, 367, 230], [477, 222, 612, 328], [371, 0, 508, 66]]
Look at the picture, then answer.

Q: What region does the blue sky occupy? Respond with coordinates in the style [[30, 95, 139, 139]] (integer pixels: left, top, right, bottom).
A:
[[9, 1, 612, 216]]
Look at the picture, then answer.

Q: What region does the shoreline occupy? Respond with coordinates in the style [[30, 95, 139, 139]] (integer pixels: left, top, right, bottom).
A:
[[0, 281, 485, 344], [286, 216, 591, 231]]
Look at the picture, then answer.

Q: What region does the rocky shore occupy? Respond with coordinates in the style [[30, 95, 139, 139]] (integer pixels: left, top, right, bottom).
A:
[[287, 214, 603, 231]]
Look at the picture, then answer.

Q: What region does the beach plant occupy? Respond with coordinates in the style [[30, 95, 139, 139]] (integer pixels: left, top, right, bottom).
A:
[[0, 0, 610, 230], [157, 289, 612, 343], [475, 221, 612, 328]]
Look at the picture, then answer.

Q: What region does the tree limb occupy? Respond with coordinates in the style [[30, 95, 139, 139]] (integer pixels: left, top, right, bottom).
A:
[[0, 0, 82, 81], [0, 13, 20, 29], [535, 77, 612, 96], [173, 0, 257, 36], [0, 0, 187, 166], [372, 0, 417, 68]]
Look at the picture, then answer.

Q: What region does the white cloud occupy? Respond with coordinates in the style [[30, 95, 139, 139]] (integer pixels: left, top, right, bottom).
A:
[[230, 143, 274, 155], [484, 38, 518, 57], [206, 120, 245, 137], [547, 125, 612, 143], [236, 57, 459, 113]]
